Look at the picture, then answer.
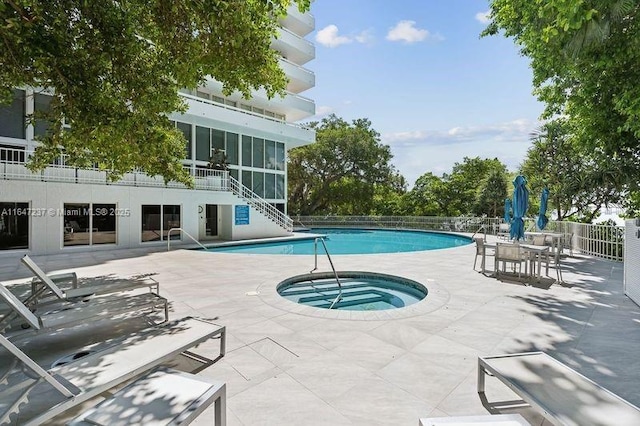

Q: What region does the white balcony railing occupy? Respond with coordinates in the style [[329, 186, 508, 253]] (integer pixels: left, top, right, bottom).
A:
[[0, 147, 293, 232]]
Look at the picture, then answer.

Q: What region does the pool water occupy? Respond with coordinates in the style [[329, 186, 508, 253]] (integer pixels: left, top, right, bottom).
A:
[[207, 228, 470, 255], [277, 271, 427, 311]]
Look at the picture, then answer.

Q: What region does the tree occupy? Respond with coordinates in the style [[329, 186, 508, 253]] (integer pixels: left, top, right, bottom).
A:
[[438, 157, 508, 216], [403, 173, 444, 216], [402, 157, 509, 217], [287, 115, 397, 215], [474, 168, 509, 217], [483, 0, 640, 190], [0, 0, 309, 184], [521, 120, 622, 222]]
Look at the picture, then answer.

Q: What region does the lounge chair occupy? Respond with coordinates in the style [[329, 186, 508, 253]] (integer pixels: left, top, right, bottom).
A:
[[478, 352, 640, 425], [21, 255, 159, 307], [0, 316, 226, 425], [0, 283, 168, 335]]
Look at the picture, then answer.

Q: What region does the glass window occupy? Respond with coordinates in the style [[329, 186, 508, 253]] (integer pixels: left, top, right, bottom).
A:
[[253, 107, 264, 115], [0, 144, 26, 162], [0, 89, 25, 139], [230, 168, 238, 181], [225, 99, 237, 107], [196, 91, 210, 100], [0, 202, 29, 250], [226, 132, 238, 165], [34, 93, 53, 138], [240, 104, 252, 112], [141, 205, 161, 242], [176, 122, 192, 160], [252, 172, 264, 198], [265, 110, 275, 118], [242, 135, 252, 167], [212, 95, 224, 104], [242, 170, 252, 188], [211, 129, 225, 151], [276, 174, 285, 199], [195, 126, 210, 161], [92, 204, 116, 245], [64, 203, 91, 246], [276, 142, 285, 171], [265, 173, 276, 199], [265, 140, 276, 170], [253, 138, 264, 168], [163, 205, 181, 240]]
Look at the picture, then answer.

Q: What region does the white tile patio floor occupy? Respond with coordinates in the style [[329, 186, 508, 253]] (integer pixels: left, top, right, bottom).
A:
[[1, 235, 639, 425]]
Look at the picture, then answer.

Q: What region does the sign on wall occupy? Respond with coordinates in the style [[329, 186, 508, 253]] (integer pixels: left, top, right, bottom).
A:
[[235, 205, 250, 225]]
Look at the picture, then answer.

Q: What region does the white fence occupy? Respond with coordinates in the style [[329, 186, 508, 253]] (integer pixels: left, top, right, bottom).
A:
[[296, 215, 625, 262]]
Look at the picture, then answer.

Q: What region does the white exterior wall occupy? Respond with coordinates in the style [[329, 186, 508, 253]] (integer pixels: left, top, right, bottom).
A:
[[0, 181, 288, 257]]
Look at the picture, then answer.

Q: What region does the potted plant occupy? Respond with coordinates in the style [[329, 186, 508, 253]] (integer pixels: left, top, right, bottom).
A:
[[207, 148, 229, 171]]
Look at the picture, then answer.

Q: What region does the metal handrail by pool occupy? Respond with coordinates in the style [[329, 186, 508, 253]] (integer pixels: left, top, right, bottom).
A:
[[310, 237, 342, 309], [471, 224, 487, 241], [167, 228, 209, 251]]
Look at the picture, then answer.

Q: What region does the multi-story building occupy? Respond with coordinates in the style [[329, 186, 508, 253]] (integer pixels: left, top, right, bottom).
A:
[[0, 6, 315, 256]]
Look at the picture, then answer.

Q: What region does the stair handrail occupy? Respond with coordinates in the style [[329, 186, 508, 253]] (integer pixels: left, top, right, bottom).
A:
[[310, 237, 343, 309], [167, 228, 209, 251], [227, 175, 293, 232]]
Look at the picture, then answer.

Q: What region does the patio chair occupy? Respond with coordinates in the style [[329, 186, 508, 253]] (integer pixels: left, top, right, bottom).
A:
[[0, 283, 168, 336], [494, 243, 527, 279], [497, 224, 510, 240], [473, 237, 494, 274], [531, 234, 546, 246], [478, 352, 640, 425], [0, 316, 226, 425], [21, 255, 159, 307]]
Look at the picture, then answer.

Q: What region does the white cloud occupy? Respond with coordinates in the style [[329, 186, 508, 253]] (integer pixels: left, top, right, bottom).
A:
[[354, 29, 374, 44], [475, 11, 491, 24], [315, 25, 352, 48], [313, 105, 334, 117], [381, 119, 540, 187], [386, 20, 435, 43], [315, 25, 373, 48]]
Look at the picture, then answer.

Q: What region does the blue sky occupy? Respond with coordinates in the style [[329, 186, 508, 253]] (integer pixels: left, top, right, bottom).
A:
[[304, 0, 544, 187]]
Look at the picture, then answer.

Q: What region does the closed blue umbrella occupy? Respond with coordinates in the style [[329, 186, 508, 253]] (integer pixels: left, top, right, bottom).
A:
[[537, 188, 550, 230], [509, 175, 529, 241], [504, 198, 512, 223]]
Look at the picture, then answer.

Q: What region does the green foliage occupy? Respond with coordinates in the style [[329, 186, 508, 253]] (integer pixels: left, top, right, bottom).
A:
[[474, 168, 509, 217], [520, 120, 622, 222], [0, 0, 309, 184], [403, 157, 509, 217], [287, 114, 398, 215], [484, 0, 640, 190]]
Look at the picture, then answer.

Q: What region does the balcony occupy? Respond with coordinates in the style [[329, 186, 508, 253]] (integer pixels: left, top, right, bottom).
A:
[[189, 83, 316, 123], [0, 147, 231, 191], [279, 58, 315, 93], [272, 27, 315, 66], [280, 6, 314, 37]]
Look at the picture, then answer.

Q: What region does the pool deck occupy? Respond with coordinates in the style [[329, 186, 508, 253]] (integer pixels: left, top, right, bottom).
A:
[[1, 234, 639, 425]]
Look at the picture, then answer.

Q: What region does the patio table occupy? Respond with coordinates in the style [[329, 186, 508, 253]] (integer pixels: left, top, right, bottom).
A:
[[488, 242, 549, 282], [524, 232, 563, 262], [519, 244, 550, 282]]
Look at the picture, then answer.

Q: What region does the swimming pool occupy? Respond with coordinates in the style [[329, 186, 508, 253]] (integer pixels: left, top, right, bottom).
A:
[[206, 228, 470, 255], [277, 271, 427, 311]]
